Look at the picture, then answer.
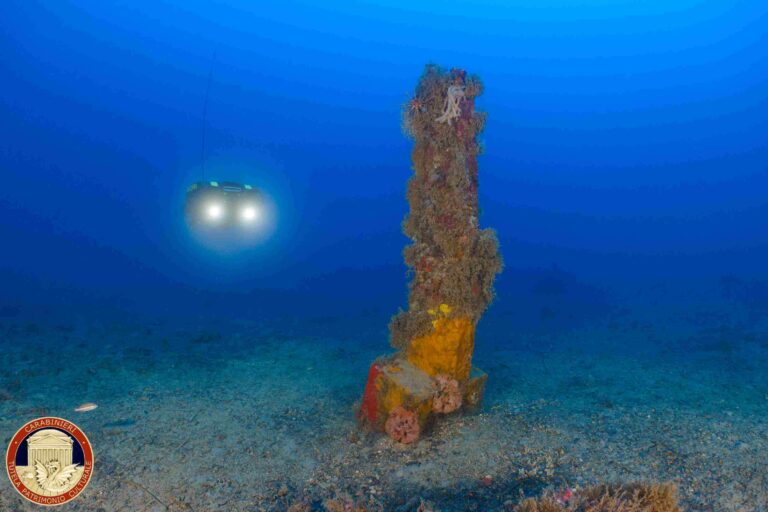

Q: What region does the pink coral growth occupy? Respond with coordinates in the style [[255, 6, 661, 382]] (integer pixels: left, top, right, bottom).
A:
[[384, 406, 420, 444], [432, 374, 462, 413]]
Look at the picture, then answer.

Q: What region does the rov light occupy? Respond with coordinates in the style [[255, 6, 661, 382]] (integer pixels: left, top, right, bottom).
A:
[[206, 202, 224, 221], [240, 205, 260, 223], [185, 181, 266, 231]]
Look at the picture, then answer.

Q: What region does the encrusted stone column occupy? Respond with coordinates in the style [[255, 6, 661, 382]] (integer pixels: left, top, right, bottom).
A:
[[359, 65, 502, 443]]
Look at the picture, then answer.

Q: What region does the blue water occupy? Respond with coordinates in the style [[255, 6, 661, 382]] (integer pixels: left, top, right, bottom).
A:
[[1, 1, 767, 511]]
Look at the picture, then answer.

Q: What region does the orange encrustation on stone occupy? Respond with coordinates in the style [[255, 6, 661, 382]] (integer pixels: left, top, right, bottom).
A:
[[405, 316, 475, 381], [359, 312, 481, 439]]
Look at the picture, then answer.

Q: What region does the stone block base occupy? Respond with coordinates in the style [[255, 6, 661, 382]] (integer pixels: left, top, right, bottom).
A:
[[359, 355, 487, 441], [359, 357, 434, 431]]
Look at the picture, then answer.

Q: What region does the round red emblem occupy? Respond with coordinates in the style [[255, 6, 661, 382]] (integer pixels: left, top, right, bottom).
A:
[[5, 417, 94, 506]]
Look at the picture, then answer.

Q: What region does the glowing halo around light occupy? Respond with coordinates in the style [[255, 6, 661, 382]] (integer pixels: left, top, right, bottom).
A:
[[240, 205, 259, 223], [178, 159, 291, 256], [206, 202, 224, 221]]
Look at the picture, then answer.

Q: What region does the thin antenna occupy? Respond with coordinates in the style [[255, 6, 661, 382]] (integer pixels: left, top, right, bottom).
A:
[[200, 49, 217, 181]]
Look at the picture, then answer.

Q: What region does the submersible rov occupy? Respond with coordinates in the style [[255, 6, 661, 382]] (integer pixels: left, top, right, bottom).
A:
[[184, 180, 263, 228]]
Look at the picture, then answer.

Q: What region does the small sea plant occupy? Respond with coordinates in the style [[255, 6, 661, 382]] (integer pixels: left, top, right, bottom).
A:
[[515, 482, 682, 512]]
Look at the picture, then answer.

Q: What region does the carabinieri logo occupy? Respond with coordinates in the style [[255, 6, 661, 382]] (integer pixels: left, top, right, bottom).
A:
[[5, 417, 94, 506]]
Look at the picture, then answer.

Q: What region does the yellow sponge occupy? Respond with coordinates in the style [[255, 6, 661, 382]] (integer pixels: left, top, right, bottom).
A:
[[405, 315, 475, 381]]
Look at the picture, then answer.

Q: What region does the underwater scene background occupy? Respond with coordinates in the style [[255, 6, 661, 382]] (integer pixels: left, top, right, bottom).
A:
[[1, 1, 767, 511]]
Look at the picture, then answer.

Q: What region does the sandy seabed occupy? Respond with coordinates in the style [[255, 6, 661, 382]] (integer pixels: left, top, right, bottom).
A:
[[1, 290, 766, 512]]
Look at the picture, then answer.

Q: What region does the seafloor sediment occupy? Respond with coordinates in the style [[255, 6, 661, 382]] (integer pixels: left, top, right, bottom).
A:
[[0, 283, 766, 511]]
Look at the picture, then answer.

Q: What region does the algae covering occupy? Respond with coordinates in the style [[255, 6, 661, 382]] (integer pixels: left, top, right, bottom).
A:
[[389, 64, 502, 350], [359, 65, 502, 443]]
